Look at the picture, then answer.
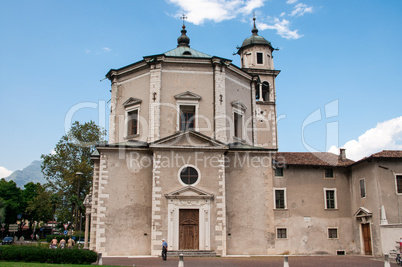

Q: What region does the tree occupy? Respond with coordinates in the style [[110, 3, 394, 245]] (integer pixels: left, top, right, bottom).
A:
[[21, 182, 41, 212], [0, 179, 23, 224], [41, 121, 106, 230], [26, 184, 53, 223], [0, 198, 6, 223]]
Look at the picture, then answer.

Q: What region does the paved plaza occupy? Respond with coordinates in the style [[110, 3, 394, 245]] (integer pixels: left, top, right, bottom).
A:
[[102, 255, 398, 267]]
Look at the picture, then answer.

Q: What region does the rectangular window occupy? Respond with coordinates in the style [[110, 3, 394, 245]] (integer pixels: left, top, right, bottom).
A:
[[325, 168, 334, 178], [396, 175, 402, 194], [359, 178, 366, 198], [275, 167, 283, 177], [180, 105, 195, 131], [275, 189, 286, 209], [256, 52, 263, 64], [277, 228, 287, 239], [328, 228, 338, 239], [234, 112, 243, 139], [127, 109, 139, 136], [325, 189, 337, 209]]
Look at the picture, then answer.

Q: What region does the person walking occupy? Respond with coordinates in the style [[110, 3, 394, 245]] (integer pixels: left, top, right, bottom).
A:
[[67, 237, 75, 249], [161, 239, 168, 261], [59, 238, 66, 249], [50, 237, 58, 249]]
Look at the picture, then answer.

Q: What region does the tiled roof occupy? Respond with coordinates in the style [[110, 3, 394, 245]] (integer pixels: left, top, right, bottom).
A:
[[352, 150, 402, 165], [274, 152, 354, 167], [367, 150, 402, 158]]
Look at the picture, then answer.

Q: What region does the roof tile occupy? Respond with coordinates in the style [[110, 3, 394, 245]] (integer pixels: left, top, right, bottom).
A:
[[274, 152, 354, 167]]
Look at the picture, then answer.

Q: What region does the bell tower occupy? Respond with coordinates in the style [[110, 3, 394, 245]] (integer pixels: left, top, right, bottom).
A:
[[237, 17, 280, 149]]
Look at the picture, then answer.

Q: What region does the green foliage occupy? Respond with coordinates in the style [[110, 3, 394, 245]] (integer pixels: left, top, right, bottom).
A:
[[0, 180, 54, 230], [26, 184, 53, 223], [0, 198, 6, 223], [41, 121, 106, 228], [0, 245, 98, 264], [0, 179, 23, 224]]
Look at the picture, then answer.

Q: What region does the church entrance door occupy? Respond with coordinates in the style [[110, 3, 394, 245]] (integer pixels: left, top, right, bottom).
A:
[[179, 209, 199, 250]]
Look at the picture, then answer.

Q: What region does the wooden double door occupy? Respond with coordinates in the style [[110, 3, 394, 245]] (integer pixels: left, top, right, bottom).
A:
[[179, 209, 199, 250]]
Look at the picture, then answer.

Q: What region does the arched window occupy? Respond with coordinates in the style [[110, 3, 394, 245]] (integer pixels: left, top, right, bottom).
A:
[[255, 82, 260, 100], [262, 81, 269, 102]]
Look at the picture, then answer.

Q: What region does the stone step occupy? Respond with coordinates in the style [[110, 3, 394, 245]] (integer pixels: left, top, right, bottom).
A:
[[167, 250, 217, 257]]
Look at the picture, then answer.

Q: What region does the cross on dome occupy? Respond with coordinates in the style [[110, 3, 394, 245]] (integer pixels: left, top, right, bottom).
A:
[[177, 14, 190, 47], [252, 14, 258, 35], [181, 14, 188, 27]]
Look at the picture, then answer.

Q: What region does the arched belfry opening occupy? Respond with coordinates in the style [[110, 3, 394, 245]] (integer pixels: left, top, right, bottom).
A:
[[262, 81, 269, 102]]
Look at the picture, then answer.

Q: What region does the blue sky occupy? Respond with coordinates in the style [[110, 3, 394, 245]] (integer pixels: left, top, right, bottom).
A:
[[1, 0, 401, 176]]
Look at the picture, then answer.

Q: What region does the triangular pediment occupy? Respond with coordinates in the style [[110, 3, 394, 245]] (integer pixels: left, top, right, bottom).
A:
[[231, 100, 247, 111], [165, 186, 214, 200], [174, 91, 202, 100], [354, 207, 372, 218], [150, 131, 228, 150], [122, 97, 142, 107]]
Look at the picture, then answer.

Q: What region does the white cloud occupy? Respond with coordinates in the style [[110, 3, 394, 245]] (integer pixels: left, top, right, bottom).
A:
[[102, 47, 112, 52], [0, 166, 13, 179], [258, 18, 303, 39], [168, 0, 265, 25], [328, 116, 402, 161], [167, 0, 312, 39], [289, 3, 313, 17], [239, 0, 265, 14]]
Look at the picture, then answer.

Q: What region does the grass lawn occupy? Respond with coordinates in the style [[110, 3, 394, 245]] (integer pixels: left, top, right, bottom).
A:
[[0, 263, 116, 267]]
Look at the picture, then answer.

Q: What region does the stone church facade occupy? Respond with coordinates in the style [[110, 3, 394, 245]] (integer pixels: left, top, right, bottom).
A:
[[87, 21, 402, 256]]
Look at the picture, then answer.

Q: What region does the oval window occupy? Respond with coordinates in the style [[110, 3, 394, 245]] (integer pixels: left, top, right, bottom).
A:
[[180, 166, 199, 185]]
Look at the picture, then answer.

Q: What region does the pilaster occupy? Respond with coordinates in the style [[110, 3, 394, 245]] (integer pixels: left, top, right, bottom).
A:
[[251, 78, 258, 146], [94, 154, 109, 255], [151, 153, 163, 255], [148, 63, 162, 143], [89, 159, 99, 251], [109, 78, 118, 144], [213, 60, 227, 143], [214, 154, 227, 256]]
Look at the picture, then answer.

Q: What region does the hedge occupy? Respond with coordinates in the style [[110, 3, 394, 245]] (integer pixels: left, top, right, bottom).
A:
[[0, 245, 98, 264]]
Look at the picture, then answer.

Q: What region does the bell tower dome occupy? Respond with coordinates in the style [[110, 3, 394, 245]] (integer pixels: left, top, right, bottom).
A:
[[237, 17, 280, 150], [237, 17, 275, 70]]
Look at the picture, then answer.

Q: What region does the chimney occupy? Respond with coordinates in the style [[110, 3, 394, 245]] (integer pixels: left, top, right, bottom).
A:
[[339, 148, 346, 161]]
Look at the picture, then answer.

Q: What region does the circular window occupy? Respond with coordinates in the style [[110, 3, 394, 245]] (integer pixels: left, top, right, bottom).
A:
[[179, 166, 199, 185]]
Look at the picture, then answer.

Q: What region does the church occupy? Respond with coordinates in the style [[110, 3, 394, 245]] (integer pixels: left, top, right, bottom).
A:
[[87, 19, 402, 257]]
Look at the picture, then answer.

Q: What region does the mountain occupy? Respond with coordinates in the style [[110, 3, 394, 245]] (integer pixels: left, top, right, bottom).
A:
[[5, 160, 46, 188]]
